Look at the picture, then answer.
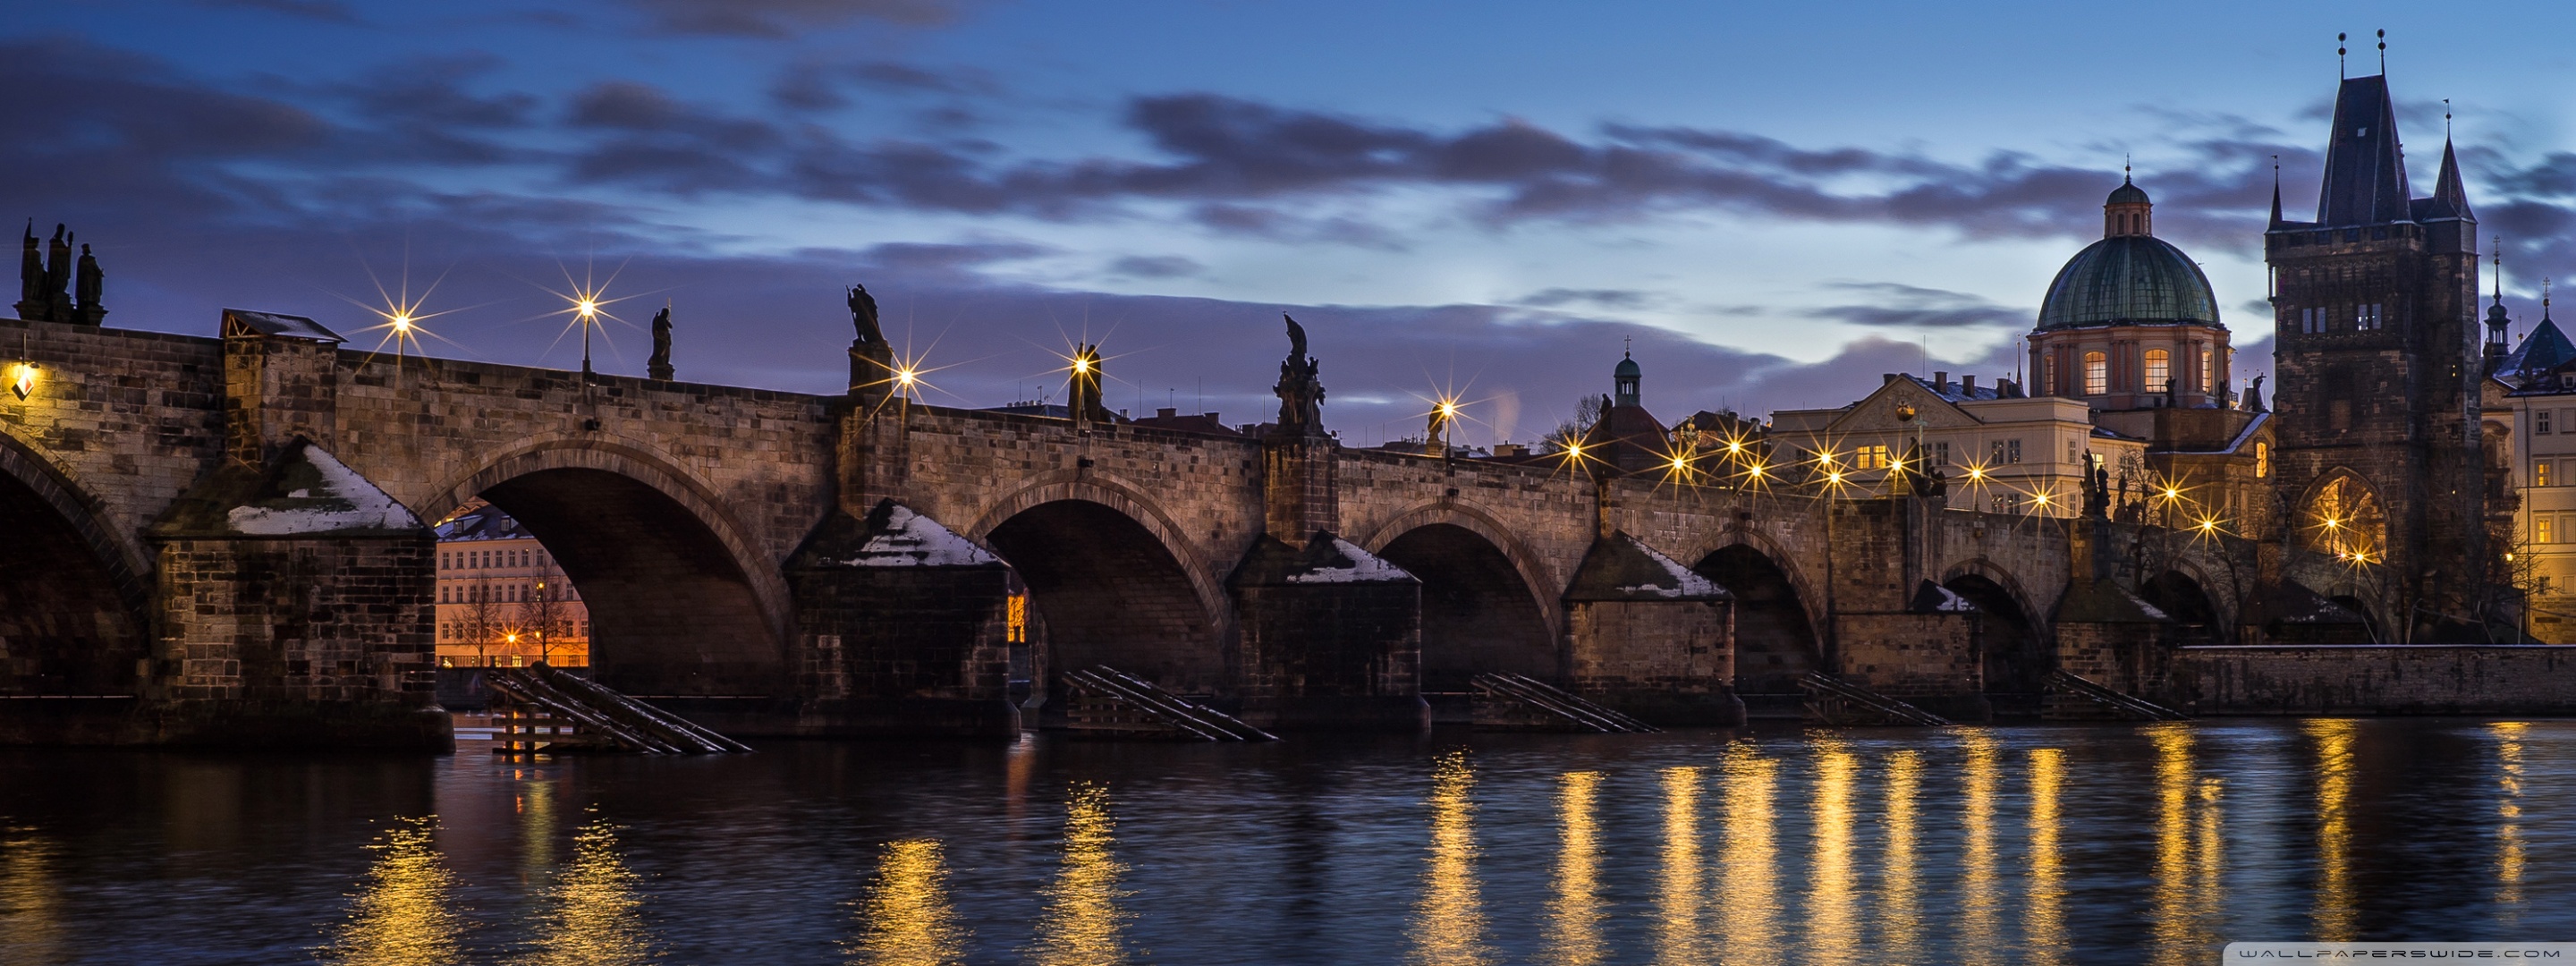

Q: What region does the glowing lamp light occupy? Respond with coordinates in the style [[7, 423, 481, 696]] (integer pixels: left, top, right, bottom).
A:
[[8, 362, 31, 401], [1747, 462, 1767, 479], [1966, 466, 1987, 482], [389, 312, 413, 335], [575, 299, 598, 320], [1826, 470, 1845, 486], [1071, 357, 1092, 374], [895, 368, 919, 387], [1725, 440, 1743, 453]]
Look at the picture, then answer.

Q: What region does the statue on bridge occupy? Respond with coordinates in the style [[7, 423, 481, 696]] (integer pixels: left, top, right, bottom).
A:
[[73, 243, 103, 326], [648, 305, 674, 380], [43, 225, 71, 323], [2080, 452, 2112, 519], [845, 283, 894, 398], [15, 221, 38, 319], [1274, 313, 1326, 436], [847, 284, 884, 348]]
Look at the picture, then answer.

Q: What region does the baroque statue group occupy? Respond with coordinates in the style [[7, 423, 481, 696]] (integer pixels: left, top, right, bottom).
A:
[[15, 221, 104, 326]]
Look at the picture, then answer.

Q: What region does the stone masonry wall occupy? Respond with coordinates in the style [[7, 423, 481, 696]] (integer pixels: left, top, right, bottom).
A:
[[152, 534, 445, 748], [1565, 598, 1740, 724], [2171, 644, 2576, 715]]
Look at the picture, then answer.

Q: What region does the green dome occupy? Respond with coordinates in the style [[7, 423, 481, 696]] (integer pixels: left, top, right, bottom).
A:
[[1614, 354, 1640, 378], [2036, 235, 2221, 330]]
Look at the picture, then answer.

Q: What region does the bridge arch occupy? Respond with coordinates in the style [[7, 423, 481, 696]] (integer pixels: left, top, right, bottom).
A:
[[1354, 501, 1563, 632], [1941, 558, 2049, 699], [964, 473, 1229, 693], [1359, 503, 1562, 689], [0, 429, 150, 695], [418, 434, 792, 695], [1690, 524, 1826, 697]]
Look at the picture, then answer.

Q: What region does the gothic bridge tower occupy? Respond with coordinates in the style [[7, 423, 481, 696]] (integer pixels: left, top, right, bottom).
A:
[[2266, 72, 2489, 638]]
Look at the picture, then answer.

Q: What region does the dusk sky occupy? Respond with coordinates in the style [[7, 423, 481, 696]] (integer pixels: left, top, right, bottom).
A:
[[11, 1, 2576, 446]]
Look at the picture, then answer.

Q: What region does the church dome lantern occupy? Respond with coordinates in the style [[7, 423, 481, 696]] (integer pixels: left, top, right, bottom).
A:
[[2037, 178, 2220, 331]]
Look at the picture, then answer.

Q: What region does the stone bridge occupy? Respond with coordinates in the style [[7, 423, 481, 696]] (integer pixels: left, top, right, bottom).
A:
[[0, 311, 2262, 748]]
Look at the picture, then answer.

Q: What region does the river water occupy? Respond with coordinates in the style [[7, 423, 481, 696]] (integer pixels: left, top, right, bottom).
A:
[[0, 718, 2564, 964]]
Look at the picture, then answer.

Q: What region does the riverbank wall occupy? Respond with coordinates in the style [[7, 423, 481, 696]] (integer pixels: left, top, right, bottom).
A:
[[2171, 644, 2576, 716]]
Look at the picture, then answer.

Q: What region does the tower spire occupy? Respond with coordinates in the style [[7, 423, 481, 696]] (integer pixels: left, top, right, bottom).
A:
[[2269, 155, 2284, 226]]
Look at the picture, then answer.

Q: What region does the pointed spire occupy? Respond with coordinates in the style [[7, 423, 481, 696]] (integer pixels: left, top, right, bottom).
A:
[[2429, 134, 2472, 220], [2316, 72, 2411, 225], [2269, 156, 2284, 227]]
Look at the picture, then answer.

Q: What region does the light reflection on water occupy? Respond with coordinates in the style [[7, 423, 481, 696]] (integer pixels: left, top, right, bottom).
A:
[[2309, 718, 2360, 942], [2023, 747, 2067, 965], [520, 814, 653, 966], [0, 826, 59, 963], [323, 817, 465, 966], [1, 718, 2573, 963], [1804, 735, 1857, 962], [1409, 750, 1490, 966], [1716, 742, 1779, 966], [1029, 782, 1130, 966], [1541, 770, 1604, 966], [1650, 765, 1701, 966], [849, 839, 962, 966]]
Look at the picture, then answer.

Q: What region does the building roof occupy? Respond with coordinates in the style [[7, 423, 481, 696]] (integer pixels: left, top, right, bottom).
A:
[[1613, 353, 1641, 379], [220, 308, 344, 343], [2316, 75, 2412, 226], [2035, 234, 2221, 330], [436, 502, 531, 542], [2106, 179, 2150, 206], [2500, 314, 2576, 386], [1129, 407, 1241, 436]]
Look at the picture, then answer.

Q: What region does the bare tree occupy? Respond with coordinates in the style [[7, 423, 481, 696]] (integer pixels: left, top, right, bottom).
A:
[[1542, 394, 1606, 453], [517, 557, 573, 666], [463, 578, 503, 666]]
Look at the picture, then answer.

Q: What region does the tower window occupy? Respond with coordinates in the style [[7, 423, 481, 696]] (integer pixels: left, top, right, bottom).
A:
[[2301, 307, 2326, 334], [2200, 348, 2214, 393], [2082, 352, 2107, 395], [2144, 349, 2171, 393], [2357, 304, 2384, 330]]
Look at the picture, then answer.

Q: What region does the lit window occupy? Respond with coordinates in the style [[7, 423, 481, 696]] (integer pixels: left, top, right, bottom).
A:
[[1855, 445, 1891, 470], [2542, 517, 2557, 544], [2200, 348, 2215, 393], [2539, 461, 2554, 487], [2144, 349, 2170, 392], [2083, 352, 2107, 394], [2255, 442, 2270, 479]]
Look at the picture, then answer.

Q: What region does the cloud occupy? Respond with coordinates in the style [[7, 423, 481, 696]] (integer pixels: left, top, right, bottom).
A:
[[1806, 281, 2028, 330], [195, 0, 362, 22], [1107, 255, 1201, 279], [619, 0, 967, 36], [1518, 287, 1655, 309]]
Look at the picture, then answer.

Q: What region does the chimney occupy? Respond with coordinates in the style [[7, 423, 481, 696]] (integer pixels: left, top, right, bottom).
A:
[[1934, 370, 1949, 392], [1962, 375, 1978, 394], [1883, 372, 1899, 385], [1157, 407, 1177, 419]]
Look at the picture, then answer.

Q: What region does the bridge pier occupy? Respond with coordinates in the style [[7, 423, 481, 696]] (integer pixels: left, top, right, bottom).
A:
[[1825, 498, 1993, 721], [1228, 530, 1429, 733], [781, 499, 1021, 738], [1563, 531, 1744, 725]]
